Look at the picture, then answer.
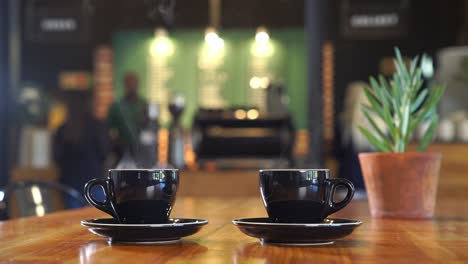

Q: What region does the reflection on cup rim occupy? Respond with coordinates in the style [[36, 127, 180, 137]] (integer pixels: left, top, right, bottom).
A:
[[108, 169, 179, 172], [259, 169, 330, 173]]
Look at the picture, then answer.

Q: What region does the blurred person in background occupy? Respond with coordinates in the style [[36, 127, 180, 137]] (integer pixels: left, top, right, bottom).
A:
[[333, 82, 385, 199], [53, 91, 110, 208], [107, 72, 148, 164]]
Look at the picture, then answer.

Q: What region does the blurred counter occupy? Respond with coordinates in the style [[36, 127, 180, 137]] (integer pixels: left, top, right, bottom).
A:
[[409, 143, 468, 168], [177, 170, 259, 197]]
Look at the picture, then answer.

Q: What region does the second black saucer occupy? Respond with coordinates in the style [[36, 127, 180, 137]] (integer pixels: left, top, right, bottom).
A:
[[81, 218, 208, 244], [232, 217, 362, 246]]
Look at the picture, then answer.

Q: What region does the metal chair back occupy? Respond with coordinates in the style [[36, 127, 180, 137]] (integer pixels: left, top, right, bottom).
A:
[[0, 180, 86, 220]]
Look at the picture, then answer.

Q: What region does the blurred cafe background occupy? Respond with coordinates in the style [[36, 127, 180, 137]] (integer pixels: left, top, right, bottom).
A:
[[0, 0, 467, 219]]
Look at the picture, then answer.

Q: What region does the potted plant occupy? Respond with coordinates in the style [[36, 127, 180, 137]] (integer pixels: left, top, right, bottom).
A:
[[358, 48, 446, 219]]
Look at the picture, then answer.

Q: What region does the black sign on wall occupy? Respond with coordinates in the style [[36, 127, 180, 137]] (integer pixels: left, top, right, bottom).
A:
[[25, 6, 91, 44], [340, 0, 409, 40]]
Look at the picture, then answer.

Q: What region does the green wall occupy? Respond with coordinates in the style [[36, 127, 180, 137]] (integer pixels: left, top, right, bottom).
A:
[[113, 29, 306, 128]]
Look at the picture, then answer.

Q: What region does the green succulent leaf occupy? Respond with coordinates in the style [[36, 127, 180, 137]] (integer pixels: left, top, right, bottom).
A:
[[409, 55, 420, 75], [424, 85, 446, 111], [360, 103, 377, 115], [362, 110, 391, 148], [363, 86, 385, 117], [400, 104, 411, 141], [378, 76, 393, 102], [418, 114, 439, 151], [359, 126, 391, 152], [411, 89, 429, 113], [415, 85, 445, 121], [391, 76, 403, 112], [359, 47, 446, 153]]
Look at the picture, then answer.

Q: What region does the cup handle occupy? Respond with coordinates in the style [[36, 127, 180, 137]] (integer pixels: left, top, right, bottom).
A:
[[83, 178, 121, 223], [324, 178, 355, 217]]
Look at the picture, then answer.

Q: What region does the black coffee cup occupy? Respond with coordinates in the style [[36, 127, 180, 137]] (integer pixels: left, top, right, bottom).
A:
[[259, 169, 355, 223], [84, 169, 179, 224]]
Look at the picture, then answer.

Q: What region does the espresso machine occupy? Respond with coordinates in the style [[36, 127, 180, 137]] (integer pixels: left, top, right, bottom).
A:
[[192, 107, 295, 169]]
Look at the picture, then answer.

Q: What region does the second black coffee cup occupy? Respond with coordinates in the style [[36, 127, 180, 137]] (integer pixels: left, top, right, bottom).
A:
[[84, 169, 179, 224], [259, 169, 355, 223]]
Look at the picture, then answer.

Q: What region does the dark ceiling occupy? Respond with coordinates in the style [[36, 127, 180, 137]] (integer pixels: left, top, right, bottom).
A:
[[93, 0, 304, 28], [23, 0, 305, 43], [18, 0, 466, 94], [19, 0, 305, 90]]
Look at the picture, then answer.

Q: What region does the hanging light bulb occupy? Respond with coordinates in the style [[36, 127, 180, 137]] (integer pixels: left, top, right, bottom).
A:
[[205, 27, 218, 43], [205, 27, 224, 50], [255, 27, 270, 44], [150, 28, 174, 57], [251, 26, 273, 57]]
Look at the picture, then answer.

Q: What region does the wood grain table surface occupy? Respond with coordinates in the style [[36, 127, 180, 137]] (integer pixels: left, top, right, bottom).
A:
[[1, 171, 468, 263]]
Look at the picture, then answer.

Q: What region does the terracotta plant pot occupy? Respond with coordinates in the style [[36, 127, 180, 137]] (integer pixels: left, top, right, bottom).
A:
[[359, 152, 442, 219]]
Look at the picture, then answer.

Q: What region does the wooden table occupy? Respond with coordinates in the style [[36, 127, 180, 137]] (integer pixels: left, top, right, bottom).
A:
[[1, 190, 468, 263]]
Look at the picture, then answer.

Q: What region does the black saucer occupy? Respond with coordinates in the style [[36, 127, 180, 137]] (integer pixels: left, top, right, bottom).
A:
[[81, 218, 208, 244], [232, 217, 362, 246]]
